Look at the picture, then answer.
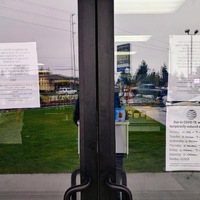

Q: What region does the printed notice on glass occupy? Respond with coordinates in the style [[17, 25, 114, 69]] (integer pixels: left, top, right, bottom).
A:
[[0, 42, 40, 109], [166, 106, 200, 171], [168, 35, 200, 101]]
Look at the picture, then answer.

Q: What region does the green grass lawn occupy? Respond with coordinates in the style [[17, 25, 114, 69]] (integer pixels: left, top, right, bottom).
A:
[[0, 106, 166, 174], [0, 106, 79, 174], [124, 125, 166, 172]]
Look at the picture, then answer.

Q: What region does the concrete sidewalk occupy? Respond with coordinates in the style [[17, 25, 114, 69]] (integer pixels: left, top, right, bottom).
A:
[[127, 172, 200, 200], [0, 173, 70, 200], [0, 173, 200, 200]]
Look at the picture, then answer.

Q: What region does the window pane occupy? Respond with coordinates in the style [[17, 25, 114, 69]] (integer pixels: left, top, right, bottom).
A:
[[114, 0, 200, 199], [0, 1, 79, 199]]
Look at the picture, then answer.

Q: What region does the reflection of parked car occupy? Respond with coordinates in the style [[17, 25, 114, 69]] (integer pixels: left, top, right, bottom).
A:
[[56, 88, 77, 95], [139, 84, 156, 89], [132, 84, 162, 97]]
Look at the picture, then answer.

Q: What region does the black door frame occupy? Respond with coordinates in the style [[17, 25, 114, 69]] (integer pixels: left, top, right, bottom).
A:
[[64, 1, 132, 200], [78, 0, 115, 200]]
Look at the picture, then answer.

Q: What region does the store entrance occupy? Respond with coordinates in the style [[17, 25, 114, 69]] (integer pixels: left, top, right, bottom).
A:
[[64, 0, 132, 200]]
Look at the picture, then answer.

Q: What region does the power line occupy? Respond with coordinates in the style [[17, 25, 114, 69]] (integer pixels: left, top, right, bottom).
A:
[[0, 5, 71, 22], [55, 69, 72, 71], [129, 42, 169, 52], [52, 67, 73, 69], [115, 30, 169, 52], [116, 40, 169, 52], [115, 39, 168, 52], [115, 26, 169, 45], [39, 56, 72, 59], [0, 15, 72, 32], [115, 26, 169, 51], [20, 0, 76, 15]]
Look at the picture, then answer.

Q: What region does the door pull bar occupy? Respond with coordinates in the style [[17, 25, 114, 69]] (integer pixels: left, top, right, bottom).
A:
[[71, 168, 80, 200], [71, 168, 80, 186], [63, 177, 91, 200], [106, 177, 133, 200], [116, 167, 127, 186]]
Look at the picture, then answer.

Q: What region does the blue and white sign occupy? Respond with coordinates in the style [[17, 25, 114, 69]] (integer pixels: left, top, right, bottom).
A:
[[117, 43, 131, 72]]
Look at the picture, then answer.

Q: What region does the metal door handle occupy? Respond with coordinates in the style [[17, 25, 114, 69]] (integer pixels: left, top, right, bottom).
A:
[[63, 177, 91, 200], [106, 177, 133, 200], [116, 167, 127, 186]]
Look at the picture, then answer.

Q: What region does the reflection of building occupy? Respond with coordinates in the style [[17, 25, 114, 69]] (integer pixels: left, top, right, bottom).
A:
[[39, 68, 79, 92]]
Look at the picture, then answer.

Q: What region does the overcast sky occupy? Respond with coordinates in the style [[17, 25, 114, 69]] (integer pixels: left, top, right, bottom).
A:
[[1, 0, 78, 76], [1, 0, 200, 78]]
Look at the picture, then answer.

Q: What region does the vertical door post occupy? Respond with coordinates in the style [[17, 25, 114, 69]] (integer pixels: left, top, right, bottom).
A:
[[78, 0, 115, 200]]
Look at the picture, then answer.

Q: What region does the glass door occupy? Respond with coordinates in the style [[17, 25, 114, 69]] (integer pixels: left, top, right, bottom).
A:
[[114, 0, 200, 199], [0, 1, 79, 199]]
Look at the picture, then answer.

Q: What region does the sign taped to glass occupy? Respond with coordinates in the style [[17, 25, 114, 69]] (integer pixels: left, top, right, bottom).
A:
[[168, 35, 200, 101], [0, 42, 40, 109], [166, 106, 200, 171]]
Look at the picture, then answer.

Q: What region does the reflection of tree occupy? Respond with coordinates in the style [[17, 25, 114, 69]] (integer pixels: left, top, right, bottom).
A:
[[147, 70, 160, 86], [135, 60, 148, 84], [160, 64, 168, 86], [117, 60, 169, 87], [118, 71, 133, 86], [133, 61, 169, 87]]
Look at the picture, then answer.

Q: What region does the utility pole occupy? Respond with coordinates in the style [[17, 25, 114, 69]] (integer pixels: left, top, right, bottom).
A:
[[71, 13, 76, 85]]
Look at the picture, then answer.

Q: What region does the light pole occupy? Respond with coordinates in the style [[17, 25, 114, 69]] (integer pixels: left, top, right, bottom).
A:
[[185, 29, 199, 75]]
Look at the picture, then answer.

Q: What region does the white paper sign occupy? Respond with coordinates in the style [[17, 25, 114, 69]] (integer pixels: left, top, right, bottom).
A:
[[168, 35, 200, 101], [166, 106, 200, 171], [0, 42, 40, 109]]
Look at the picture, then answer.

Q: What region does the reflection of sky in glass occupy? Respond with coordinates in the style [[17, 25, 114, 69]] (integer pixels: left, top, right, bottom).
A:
[[0, 0, 200, 79]]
